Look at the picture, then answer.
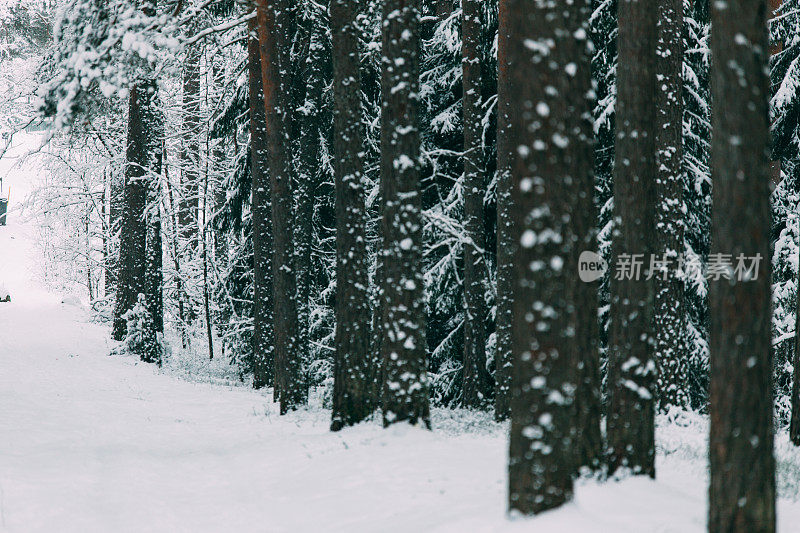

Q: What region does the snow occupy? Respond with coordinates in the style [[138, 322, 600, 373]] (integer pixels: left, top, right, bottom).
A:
[[3, 140, 800, 532]]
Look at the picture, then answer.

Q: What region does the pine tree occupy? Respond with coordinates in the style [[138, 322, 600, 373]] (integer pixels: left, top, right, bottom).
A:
[[248, 15, 275, 390], [460, 0, 487, 408], [681, 0, 712, 410], [769, 0, 800, 440], [330, 0, 375, 431], [380, 0, 430, 428], [256, 0, 307, 412], [112, 76, 163, 346], [606, 0, 658, 477], [494, 0, 513, 422], [507, 0, 591, 514], [654, 0, 688, 410], [708, 0, 776, 529]]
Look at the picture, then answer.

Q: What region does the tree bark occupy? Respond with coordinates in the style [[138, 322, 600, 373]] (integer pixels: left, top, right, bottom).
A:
[[460, 0, 487, 409], [654, 0, 689, 412], [654, 0, 688, 412], [606, 0, 658, 477], [256, 0, 306, 412], [294, 10, 323, 389], [708, 0, 776, 530], [506, 0, 591, 514], [569, 0, 602, 474], [330, 0, 375, 431], [494, 0, 513, 422], [112, 77, 163, 344], [380, 0, 430, 428], [248, 16, 275, 390]]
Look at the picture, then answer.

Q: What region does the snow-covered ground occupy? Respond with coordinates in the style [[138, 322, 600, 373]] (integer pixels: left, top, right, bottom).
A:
[[2, 133, 800, 532]]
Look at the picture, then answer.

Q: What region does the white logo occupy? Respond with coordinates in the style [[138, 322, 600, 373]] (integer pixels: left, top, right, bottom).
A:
[[579, 251, 607, 283]]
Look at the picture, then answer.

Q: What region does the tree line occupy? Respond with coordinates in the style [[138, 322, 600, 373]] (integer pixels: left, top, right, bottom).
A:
[[13, 0, 800, 528]]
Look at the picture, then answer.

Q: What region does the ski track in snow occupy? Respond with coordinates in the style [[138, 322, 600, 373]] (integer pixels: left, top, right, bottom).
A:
[[2, 133, 800, 532]]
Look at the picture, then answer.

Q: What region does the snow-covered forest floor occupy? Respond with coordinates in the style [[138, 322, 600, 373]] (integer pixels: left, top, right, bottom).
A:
[[2, 137, 800, 532]]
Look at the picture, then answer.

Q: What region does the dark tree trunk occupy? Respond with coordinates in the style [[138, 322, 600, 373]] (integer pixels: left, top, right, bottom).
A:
[[460, 0, 487, 409], [112, 78, 162, 343], [654, 0, 688, 412], [295, 11, 323, 385], [606, 0, 658, 477], [248, 16, 275, 390], [329, 0, 374, 431], [507, 0, 591, 515], [708, 0, 776, 530], [493, 0, 513, 422], [569, 0, 602, 474], [380, 0, 430, 428], [256, 0, 306, 412]]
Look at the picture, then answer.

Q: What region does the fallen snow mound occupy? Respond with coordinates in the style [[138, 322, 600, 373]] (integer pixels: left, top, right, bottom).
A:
[[0, 283, 9, 301]]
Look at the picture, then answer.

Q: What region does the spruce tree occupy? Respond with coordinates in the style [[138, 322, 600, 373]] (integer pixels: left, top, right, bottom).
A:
[[112, 26, 163, 349]]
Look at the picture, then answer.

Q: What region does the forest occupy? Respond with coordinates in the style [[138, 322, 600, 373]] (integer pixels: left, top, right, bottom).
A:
[[1, 0, 799, 530]]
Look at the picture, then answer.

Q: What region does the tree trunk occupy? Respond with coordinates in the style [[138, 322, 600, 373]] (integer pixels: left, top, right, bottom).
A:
[[569, 0, 602, 474], [606, 0, 658, 478], [380, 0, 430, 428], [256, 0, 306, 412], [112, 77, 162, 343], [494, 0, 513, 422], [507, 0, 591, 514], [329, 0, 375, 431], [460, 0, 487, 409], [654, 0, 688, 412], [294, 11, 323, 389], [248, 16, 275, 390], [708, 0, 776, 530]]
